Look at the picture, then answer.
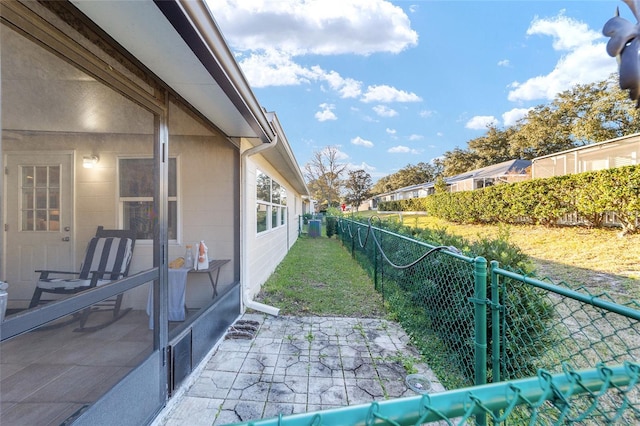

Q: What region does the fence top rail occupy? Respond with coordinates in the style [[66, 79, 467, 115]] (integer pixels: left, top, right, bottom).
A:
[[339, 217, 474, 263], [491, 262, 640, 321]]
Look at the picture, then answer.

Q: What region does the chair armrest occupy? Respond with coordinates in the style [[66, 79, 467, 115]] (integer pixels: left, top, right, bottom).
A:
[[35, 270, 80, 279]]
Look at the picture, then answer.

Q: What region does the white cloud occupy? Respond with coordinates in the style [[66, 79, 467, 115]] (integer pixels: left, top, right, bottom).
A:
[[351, 136, 374, 148], [361, 85, 422, 103], [388, 145, 421, 154], [527, 12, 600, 51], [372, 105, 398, 117], [436, 132, 443, 137], [211, 0, 418, 56], [419, 109, 434, 118], [347, 161, 376, 172], [507, 14, 616, 102], [465, 116, 498, 130], [497, 59, 510, 67], [508, 43, 614, 101], [237, 51, 369, 99], [315, 103, 337, 121], [321, 69, 362, 98], [334, 148, 350, 161], [386, 128, 397, 135], [408, 134, 423, 141], [502, 107, 532, 127], [236, 49, 315, 87]]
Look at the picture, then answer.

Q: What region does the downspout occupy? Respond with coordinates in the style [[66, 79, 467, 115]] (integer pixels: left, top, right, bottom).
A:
[[240, 135, 281, 316]]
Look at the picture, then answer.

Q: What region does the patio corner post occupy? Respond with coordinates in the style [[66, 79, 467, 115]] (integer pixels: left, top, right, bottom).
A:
[[473, 256, 488, 426]]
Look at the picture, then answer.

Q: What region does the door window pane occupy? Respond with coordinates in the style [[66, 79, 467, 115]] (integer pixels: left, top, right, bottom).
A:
[[20, 165, 60, 231]]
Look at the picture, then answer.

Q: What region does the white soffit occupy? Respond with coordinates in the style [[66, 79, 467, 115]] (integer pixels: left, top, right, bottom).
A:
[[70, 0, 261, 140]]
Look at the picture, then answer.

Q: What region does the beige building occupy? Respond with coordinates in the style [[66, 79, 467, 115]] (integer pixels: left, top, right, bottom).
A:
[[532, 133, 640, 178], [375, 159, 531, 206]]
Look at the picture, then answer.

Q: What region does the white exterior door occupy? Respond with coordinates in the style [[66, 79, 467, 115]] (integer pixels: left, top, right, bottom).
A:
[[4, 152, 74, 302]]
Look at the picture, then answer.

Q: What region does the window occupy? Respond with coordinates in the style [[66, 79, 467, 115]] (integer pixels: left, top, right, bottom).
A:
[[256, 170, 286, 233], [20, 165, 60, 231], [119, 158, 178, 240]]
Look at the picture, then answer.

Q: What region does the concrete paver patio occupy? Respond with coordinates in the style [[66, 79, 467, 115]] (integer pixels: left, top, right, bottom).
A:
[[154, 313, 445, 425]]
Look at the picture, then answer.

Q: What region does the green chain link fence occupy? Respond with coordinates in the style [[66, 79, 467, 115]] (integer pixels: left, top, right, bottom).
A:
[[338, 216, 486, 388], [334, 216, 640, 424], [490, 263, 640, 383], [238, 362, 640, 425], [235, 216, 640, 425]]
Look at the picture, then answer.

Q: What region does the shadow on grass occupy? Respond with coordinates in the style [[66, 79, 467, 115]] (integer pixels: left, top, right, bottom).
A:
[[529, 257, 640, 301]]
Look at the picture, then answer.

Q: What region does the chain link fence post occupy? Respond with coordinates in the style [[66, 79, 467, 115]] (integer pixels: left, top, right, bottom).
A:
[[473, 256, 488, 426], [490, 260, 501, 384]]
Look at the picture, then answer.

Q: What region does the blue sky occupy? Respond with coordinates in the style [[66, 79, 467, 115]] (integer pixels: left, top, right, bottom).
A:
[[208, 1, 623, 181]]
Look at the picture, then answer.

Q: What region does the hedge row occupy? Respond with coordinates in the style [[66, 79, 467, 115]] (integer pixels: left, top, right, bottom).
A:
[[379, 165, 640, 234]]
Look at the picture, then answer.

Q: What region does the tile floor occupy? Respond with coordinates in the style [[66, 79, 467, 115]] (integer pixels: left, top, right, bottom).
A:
[[0, 310, 153, 425], [155, 313, 445, 426]]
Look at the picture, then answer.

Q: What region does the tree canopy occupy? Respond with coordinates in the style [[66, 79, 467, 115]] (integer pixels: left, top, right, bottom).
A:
[[371, 161, 443, 195], [304, 146, 347, 209], [307, 75, 640, 202], [441, 74, 640, 176], [344, 169, 373, 209]]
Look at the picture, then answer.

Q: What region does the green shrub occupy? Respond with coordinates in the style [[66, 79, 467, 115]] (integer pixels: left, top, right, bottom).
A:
[[377, 165, 640, 233], [343, 217, 556, 383], [326, 216, 337, 238]]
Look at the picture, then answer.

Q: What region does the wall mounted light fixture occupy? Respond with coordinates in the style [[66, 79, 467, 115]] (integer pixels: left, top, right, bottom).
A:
[[83, 155, 99, 169]]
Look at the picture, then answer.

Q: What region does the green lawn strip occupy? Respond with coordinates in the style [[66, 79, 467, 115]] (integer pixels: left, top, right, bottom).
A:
[[256, 235, 385, 317]]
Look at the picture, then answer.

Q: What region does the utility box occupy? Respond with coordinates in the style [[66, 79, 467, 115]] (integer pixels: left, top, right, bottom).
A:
[[308, 220, 321, 237]]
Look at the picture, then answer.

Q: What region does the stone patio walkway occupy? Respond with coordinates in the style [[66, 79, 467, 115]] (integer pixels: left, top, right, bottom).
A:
[[153, 313, 445, 426]]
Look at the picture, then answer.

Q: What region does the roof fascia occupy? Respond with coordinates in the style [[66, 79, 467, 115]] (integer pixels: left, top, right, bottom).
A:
[[532, 132, 640, 162], [153, 0, 274, 145]]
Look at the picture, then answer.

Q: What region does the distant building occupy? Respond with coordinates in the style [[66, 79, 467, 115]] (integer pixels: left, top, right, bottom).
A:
[[446, 159, 531, 192], [375, 159, 531, 207], [532, 133, 640, 179]]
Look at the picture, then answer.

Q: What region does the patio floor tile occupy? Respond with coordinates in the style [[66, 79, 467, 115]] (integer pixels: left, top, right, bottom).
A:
[[153, 314, 446, 425]]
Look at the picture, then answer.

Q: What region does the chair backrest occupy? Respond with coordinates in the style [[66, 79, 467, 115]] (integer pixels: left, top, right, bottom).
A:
[[79, 227, 137, 280]]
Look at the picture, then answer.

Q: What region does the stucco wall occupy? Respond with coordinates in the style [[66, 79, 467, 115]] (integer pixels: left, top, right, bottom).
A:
[[3, 126, 237, 308]]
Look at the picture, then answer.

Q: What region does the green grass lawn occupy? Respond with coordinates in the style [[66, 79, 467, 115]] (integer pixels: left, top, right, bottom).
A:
[[372, 213, 640, 299], [256, 234, 385, 317]]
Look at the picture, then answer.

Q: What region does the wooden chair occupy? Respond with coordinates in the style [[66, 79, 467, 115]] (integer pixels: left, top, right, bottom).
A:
[[29, 226, 136, 331]]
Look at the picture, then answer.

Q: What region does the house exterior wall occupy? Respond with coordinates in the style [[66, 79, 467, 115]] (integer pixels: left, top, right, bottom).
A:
[[244, 151, 301, 300], [167, 102, 238, 309], [3, 101, 237, 310]]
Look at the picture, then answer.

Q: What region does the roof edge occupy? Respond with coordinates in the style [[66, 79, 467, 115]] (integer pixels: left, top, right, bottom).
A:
[[154, 0, 275, 144]]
